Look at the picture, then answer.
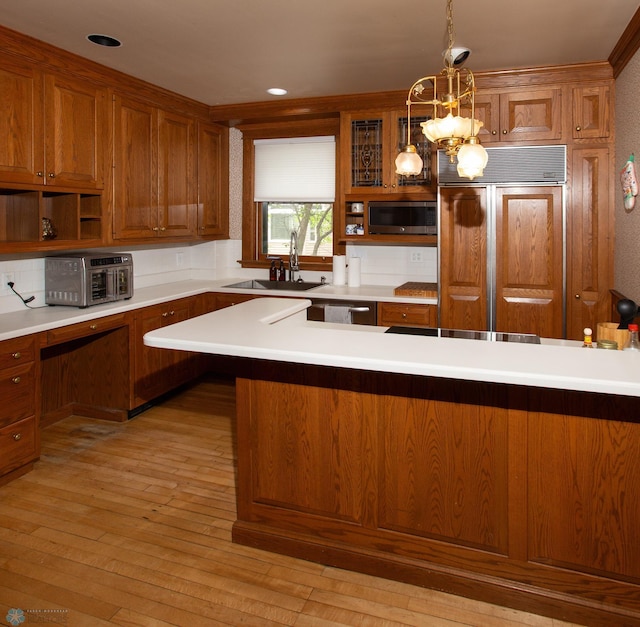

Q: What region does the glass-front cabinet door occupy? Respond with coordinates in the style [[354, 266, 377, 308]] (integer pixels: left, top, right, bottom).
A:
[[341, 110, 433, 195]]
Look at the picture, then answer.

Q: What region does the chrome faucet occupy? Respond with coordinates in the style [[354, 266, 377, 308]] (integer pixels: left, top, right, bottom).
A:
[[289, 230, 300, 282]]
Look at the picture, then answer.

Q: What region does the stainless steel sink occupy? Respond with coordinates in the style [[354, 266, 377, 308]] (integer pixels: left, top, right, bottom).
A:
[[224, 279, 325, 291]]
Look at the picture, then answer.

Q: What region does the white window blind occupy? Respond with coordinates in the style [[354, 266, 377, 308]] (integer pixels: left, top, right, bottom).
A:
[[253, 136, 336, 202]]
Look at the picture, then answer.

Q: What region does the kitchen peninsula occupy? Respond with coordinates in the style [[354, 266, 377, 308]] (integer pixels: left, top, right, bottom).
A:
[[145, 298, 640, 626]]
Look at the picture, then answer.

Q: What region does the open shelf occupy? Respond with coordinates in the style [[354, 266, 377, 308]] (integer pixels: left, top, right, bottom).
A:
[[0, 186, 103, 249]]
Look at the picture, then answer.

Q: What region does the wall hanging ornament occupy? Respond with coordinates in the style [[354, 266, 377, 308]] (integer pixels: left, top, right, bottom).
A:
[[620, 153, 638, 210]]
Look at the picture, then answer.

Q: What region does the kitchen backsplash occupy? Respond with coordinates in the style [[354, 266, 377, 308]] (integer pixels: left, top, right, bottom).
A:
[[0, 240, 438, 314]]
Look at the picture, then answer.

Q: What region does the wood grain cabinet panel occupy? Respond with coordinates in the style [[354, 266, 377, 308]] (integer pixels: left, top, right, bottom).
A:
[[0, 57, 106, 190], [197, 122, 229, 237], [113, 96, 197, 240], [439, 187, 487, 331], [567, 147, 613, 340], [528, 397, 640, 580], [494, 186, 564, 337], [246, 378, 367, 523], [0, 55, 44, 185], [134, 297, 196, 405], [44, 313, 129, 346], [378, 383, 510, 554], [572, 85, 610, 140], [0, 335, 38, 479], [466, 88, 562, 144], [0, 416, 37, 477], [44, 72, 106, 190], [378, 302, 436, 327]]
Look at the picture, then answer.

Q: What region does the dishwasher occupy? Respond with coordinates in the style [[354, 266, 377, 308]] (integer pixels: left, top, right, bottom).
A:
[[307, 299, 377, 325]]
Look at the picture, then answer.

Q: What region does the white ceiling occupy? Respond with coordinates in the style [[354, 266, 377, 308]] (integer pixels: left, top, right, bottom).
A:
[[1, 0, 638, 106]]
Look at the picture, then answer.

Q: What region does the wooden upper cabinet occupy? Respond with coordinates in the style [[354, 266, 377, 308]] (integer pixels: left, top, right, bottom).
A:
[[44, 73, 106, 189], [113, 95, 158, 239], [0, 56, 44, 185], [113, 95, 197, 240], [466, 88, 563, 144], [197, 122, 229, 237], [572, 85, 610, 140], [158, 110, 196, 237], [0, 55, 106, 190], [341, 110, 433, 195]]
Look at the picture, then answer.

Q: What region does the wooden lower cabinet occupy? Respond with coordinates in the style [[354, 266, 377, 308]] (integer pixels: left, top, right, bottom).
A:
[[133, 297, 196, 405], [378, 302, 437, 328], [0, 335, 39, 482], [233, 364, 640, 626]]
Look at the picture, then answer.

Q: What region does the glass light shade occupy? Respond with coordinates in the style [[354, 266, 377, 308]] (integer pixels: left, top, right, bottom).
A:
[[395, 146, 423, 176], [421, 114, 483, 143], [456, 141, 488, 180]]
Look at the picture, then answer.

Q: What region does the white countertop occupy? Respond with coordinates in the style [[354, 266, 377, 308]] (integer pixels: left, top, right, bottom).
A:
[[144, 297, 640, 398], [0, 278, 436, 342]]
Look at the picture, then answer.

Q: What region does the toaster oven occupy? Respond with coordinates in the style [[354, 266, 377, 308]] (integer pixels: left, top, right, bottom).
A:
[[45, 253, 133, 307]]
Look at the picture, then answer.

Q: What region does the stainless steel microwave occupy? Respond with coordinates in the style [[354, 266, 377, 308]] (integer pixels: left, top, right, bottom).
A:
[[368, 200, 437, 235]]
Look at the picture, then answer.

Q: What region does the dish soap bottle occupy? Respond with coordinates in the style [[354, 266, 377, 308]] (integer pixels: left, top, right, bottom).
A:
[[624, 323, 640, 351], [269, 260, 277, 281]]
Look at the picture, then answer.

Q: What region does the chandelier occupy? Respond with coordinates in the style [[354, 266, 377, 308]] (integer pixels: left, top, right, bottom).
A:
[[395, 0, 488, 180]]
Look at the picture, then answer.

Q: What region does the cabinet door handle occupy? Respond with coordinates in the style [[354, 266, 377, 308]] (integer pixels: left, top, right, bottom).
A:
[[89, 324, 98, 330], [169, 310, 175, 316], [11, 376, 21, 384], [160, 227, 166, 231], [36, 171, 43, 177], [11, 352, 21, 359], [575, 126, 581, 132], [575, 294, 581, 299], [12, 432, 22, 441], [502, 129, 508, 135], [152, 226, 159, 231], [162, 312, 169, 317], [48, 172, 55, 178], [491, 130, 497, 135]]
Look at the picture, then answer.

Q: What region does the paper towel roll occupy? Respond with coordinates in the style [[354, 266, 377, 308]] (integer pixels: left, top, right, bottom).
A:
[[347, 256, 361, 288], [332, 255, 346, 285]]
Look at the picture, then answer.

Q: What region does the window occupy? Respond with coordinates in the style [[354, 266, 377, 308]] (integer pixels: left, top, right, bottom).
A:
[[260, 202, 333, 257], [240, 119, 340, 269]]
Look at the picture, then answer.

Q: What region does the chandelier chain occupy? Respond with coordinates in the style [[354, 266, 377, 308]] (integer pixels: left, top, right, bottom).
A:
[[446, 0, 455, 63]]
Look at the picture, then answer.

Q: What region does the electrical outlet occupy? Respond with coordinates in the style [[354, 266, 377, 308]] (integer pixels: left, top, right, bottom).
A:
[[410, 251, 424, 263], [2, 272, 15, 294], [176, 252, 184, 267]]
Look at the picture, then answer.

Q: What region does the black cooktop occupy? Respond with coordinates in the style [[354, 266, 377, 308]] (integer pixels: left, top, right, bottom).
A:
[[384, 327, 541, 344]]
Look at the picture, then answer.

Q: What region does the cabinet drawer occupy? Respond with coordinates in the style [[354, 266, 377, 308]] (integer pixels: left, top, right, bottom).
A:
[[378, 303, 437, 327], [45, 313, 129, 346], [0, 361, 35, 428], [0, 335, 36, 369], [0, 416, 37, 474]]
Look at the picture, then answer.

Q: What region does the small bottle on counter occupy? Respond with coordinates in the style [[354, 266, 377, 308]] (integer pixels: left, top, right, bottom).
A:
[[582, 327, 594, 348], [278, 260, 286, 281], [269, 260, 277, 281], [624, 323, 640, 351]]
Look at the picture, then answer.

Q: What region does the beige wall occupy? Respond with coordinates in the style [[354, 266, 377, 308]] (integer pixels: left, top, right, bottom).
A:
[[615, 49, 640, 302]]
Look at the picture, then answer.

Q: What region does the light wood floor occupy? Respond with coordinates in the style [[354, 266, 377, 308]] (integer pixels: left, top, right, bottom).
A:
[[0, 375, 583, 626]]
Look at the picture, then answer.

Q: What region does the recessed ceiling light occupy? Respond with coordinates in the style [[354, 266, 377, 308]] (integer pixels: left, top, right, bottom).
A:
[[87, 34, 122, 47], [267, 88, 288, 96]]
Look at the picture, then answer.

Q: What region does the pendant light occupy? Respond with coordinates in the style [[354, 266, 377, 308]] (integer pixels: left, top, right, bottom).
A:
[[395, 0, 488, 180]]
